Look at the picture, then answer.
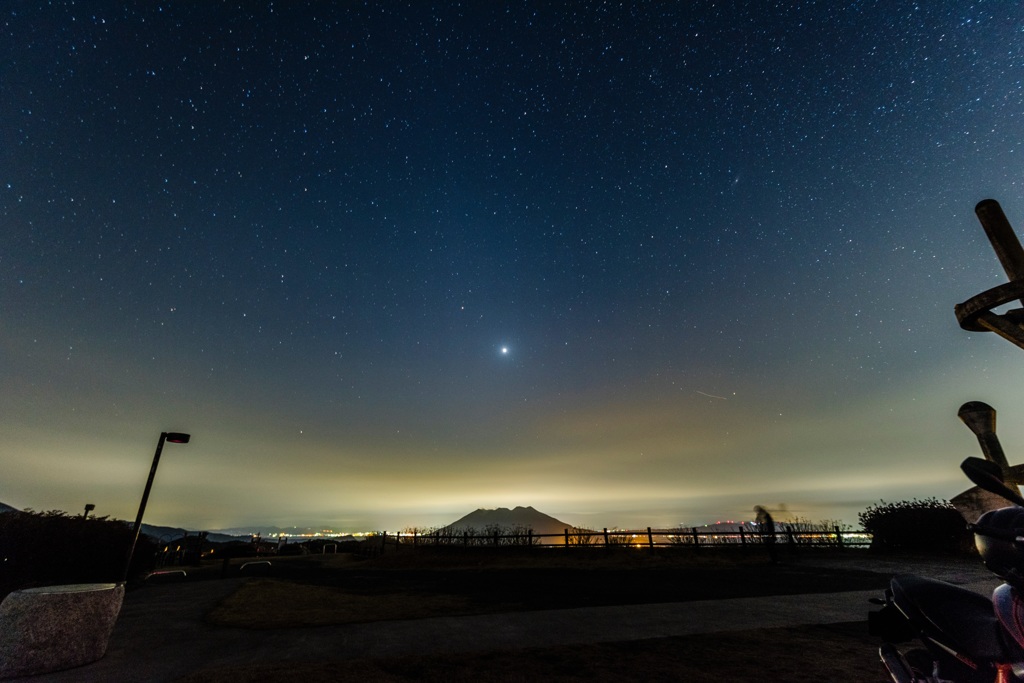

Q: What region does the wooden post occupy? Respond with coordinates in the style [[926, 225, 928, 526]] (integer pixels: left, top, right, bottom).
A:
[[647, 527, 654, 548], [603, 528, 609, 545], [528, 529, 534, 547], [463, 530, 469, 546], [739, 526, 746, 546], [564, 528, 569, 546], [835, 526, 844, 549], [692, 527, 699, 548], [413, 529, 418, 547]]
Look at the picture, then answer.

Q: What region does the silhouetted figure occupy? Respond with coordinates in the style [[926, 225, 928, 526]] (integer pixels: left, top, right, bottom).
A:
[[755, 506, 778, 563]]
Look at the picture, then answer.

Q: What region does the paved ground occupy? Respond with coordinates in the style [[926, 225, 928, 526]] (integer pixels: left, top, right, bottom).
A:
[[5, 553, 1001, 683]]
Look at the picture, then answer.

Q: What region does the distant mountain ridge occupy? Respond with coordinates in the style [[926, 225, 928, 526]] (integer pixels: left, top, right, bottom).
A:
[[139, 522, 246, 544], [0, 501, 21, 515], [445, 506, 574, 539]]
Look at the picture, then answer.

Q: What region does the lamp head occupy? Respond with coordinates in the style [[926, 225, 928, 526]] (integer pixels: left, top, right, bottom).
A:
[[165, 432, 191, 444], [959, 401, 997, 438]]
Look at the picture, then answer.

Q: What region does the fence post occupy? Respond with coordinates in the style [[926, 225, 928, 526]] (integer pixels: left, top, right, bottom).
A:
[[381, 531, 387, 553], [647, 527, 654, 548], [413, 529, 418, 547], [493, 530, 499, 546], [786, 525, 795, 551], [463, 530, 468, 546], [739, 526, 746, 546], [692, 527, 699, 548], [603, 528, 609, 545], [564, 528, 569, 546], [835, 526, 844, 549]]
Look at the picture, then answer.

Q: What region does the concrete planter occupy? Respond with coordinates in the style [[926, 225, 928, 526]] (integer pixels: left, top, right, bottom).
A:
[[0, 582, 124, 679]]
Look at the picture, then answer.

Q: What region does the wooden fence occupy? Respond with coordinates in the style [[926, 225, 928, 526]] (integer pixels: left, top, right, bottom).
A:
[[374, 526, 870, 552]]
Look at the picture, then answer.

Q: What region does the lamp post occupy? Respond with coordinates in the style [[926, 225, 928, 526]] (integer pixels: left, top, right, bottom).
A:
[[958, 401, 1009, 469], [82, 503, 95, 520], [122, 431, 190, 582]]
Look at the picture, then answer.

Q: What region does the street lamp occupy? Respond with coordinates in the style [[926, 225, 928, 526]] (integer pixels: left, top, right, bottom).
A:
[[122, 431, 190, 582], [958, 401, 1009, 469]]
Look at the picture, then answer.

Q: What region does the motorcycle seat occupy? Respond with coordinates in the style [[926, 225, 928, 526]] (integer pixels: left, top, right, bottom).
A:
[[890, 573, 1008, 664]]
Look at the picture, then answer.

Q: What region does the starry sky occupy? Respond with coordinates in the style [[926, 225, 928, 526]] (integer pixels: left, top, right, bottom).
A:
[[3, 1, 1024, 534]]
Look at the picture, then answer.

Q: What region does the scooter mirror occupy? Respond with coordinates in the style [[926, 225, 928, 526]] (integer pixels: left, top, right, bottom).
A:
[[967, 456, 1007, 482], [961, 456, 1024, 507]]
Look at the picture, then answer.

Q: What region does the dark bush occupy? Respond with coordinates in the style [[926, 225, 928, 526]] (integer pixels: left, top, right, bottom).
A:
[[208, 541, 259, 559], [0, 509, 157, 599], [277, 542, 307, 556], [859, 498, 973, 555]]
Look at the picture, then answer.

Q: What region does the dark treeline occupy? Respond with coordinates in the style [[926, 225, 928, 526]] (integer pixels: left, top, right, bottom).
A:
[[0, 509, 157, 600]]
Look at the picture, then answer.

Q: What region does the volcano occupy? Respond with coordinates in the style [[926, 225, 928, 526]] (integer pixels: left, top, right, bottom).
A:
[[444, 506, 575, 543]]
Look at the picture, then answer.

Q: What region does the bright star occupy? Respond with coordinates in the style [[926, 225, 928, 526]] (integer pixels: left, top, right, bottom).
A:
[[501, 346, 509, 354]]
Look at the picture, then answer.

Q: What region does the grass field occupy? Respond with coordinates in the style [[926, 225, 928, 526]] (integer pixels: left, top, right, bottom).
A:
[[204, 546, 889, 627]]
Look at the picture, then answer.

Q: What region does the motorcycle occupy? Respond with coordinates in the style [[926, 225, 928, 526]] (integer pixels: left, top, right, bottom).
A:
[[870, 456, 1024, 682]]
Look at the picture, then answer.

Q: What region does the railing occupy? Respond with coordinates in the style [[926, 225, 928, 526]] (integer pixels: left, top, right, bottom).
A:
[[373, 526, 870, 552]]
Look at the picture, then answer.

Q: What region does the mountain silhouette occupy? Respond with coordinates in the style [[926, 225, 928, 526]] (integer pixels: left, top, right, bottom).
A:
[[444, 506, 574, 543]]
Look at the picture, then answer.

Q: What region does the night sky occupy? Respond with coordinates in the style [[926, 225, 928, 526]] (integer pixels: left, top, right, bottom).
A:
[[3, 2, 1024, 533]]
